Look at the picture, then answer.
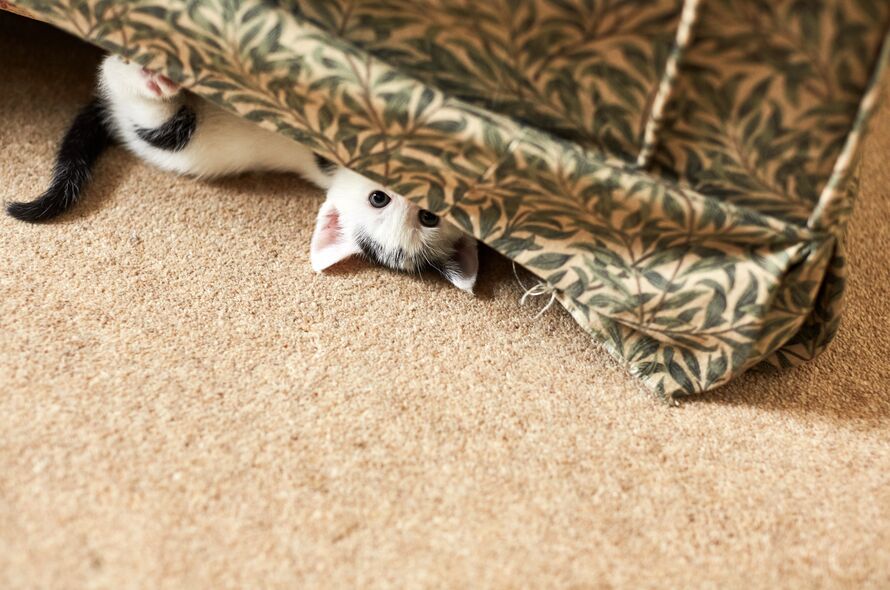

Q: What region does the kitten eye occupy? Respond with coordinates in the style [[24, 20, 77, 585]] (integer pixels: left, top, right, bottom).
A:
[[368, 190, 391, 208], [418, 209, 440, 228]]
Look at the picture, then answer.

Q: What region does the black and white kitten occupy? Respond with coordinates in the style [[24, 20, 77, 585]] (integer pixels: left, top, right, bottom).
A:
[[7, 55, 478, 292]]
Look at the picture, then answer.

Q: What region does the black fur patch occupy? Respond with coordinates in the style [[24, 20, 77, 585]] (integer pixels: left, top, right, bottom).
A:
[[6, 97, 112, 222], [313, 152, 338, 176], [355, 231, 407, 271], [134, 105, 196, 151]]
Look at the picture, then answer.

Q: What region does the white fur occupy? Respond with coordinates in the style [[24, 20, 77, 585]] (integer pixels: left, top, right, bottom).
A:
[[99, 56, 331, 187], [99, 55, 478, 291], [311, 168, 477, 292]]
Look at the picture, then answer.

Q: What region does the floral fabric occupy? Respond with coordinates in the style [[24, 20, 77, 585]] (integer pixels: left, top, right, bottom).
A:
[[6, 0, 889, 398]]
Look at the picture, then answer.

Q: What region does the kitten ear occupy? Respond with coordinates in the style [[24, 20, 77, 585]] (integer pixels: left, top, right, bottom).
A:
[[310, 200, 361, 272], [442, 235, 479, 293]]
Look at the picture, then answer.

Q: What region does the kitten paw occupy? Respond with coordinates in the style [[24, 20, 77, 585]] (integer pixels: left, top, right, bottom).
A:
[[140, 67, 180, 99]]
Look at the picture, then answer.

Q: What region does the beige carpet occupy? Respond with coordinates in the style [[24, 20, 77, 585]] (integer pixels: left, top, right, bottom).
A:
[[1, 13, 889, 589]]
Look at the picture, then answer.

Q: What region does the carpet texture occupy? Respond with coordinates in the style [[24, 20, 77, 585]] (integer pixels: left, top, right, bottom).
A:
[[1, 13, 888, 589]]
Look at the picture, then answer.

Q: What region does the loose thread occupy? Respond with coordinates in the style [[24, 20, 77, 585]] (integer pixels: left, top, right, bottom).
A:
[[512, 262, 559, 319]]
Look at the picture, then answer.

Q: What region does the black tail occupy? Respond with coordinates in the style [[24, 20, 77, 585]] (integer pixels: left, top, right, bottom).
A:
[[7, 98, 111, 222]]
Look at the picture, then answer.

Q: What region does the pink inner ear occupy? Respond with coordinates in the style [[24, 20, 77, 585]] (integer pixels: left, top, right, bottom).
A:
[[310, 201, 361, 272], [317, 207, 342, 249]]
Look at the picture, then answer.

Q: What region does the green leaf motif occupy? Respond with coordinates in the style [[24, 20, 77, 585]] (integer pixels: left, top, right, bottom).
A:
[[9, 0, 886, 399], [526, 253, 572, 270]]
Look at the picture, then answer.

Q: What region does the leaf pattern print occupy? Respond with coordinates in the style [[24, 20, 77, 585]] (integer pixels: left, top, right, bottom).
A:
[[652, 0, 890, 224], [292, 0, 684, 160], [4, 0, 889, 399]]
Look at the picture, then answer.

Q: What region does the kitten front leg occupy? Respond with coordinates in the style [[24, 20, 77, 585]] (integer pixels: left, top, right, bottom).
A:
[[99, 55, 187, 131], [100, 55, 183, 103], [139, 66, 181, 100]]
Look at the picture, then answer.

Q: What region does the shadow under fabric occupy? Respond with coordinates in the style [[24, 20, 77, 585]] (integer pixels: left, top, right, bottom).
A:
[[5, 0, 888, 399]]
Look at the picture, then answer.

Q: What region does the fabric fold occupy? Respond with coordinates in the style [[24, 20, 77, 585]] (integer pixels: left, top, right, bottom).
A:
[[5, 0, 888, 398]]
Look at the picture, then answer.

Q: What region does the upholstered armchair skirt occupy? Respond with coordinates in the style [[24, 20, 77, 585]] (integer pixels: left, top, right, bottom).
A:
[[5, 0, 888, 398]]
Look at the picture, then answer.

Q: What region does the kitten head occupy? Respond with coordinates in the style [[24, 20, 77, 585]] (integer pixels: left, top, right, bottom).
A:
[[311, 168, 478, 293]]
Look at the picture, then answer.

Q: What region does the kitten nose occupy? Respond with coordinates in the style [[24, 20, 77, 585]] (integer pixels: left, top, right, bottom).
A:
[[405, 203, 421, 227]]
